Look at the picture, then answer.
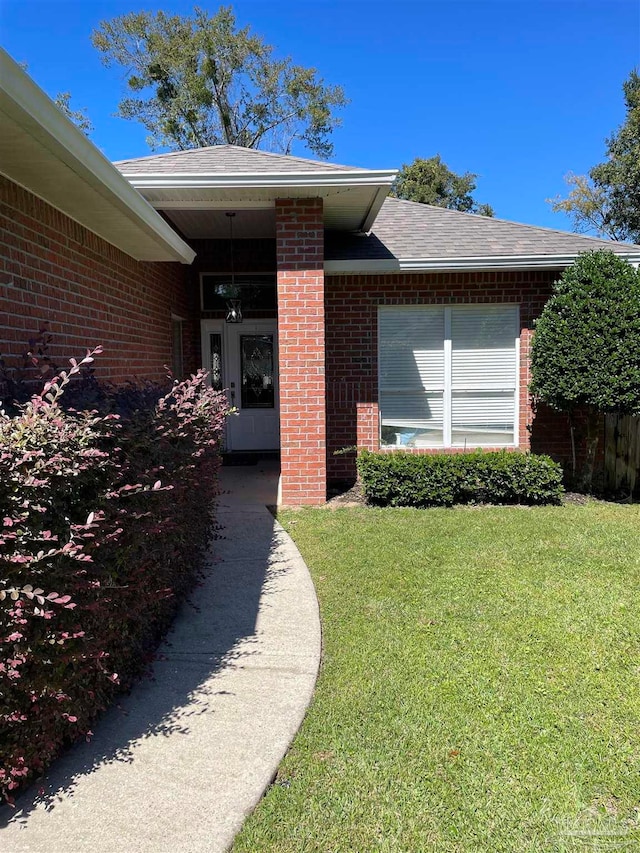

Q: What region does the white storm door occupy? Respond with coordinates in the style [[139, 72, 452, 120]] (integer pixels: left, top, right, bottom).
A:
[[202, 320, 280, 451]]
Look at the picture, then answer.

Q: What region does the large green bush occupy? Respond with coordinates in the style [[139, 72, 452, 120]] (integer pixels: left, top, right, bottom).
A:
[[0, 349, 228, 802], [530, 251, 640, 416], [357, 450, 564, 508], [530, 250, 640, 489]]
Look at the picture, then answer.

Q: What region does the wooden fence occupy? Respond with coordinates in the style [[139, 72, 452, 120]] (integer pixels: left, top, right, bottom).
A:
[[603, 414, 640, 497]]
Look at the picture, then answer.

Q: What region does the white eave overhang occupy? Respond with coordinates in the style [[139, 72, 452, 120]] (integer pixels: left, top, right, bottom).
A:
[[324, 252, 640, 274], [0, 49, 195, 264], [122, 170, 397, 233]]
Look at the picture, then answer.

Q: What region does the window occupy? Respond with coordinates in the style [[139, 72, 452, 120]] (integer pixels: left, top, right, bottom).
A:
[[209, 332, 223, 391], [379, 304, 519, 448], [201, 274, 276, 312], [171, 317, 184, 379], [240, 334, 275, 409]]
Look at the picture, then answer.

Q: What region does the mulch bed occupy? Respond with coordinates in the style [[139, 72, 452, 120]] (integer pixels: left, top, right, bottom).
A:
[[324, 485, 629, 509], [325, 481, 366, 508]]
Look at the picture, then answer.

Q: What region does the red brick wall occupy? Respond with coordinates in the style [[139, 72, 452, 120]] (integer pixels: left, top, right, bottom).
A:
[[0, 176, 196, 385], [276, 198, 326, 505], [325, 269, 563, 482]]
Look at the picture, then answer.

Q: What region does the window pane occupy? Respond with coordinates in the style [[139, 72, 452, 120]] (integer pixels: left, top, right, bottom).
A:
[[202, 275, 276, 312], [241, 335, 275, 409], [379, 307, 445, 391], [209, 333, 223, 391], [451, 390, 515, 446], [451, 306, 517, 389], [379, 307, 445, 446], [380, 391, 443, 447]]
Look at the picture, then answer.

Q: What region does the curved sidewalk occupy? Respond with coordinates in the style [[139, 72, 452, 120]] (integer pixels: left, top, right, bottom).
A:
[[1, 461, 321, 853]]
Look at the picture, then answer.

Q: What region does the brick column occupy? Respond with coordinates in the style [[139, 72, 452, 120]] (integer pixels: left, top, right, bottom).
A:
[[356, 402, 379, 452], [276, 198, 326, 505]]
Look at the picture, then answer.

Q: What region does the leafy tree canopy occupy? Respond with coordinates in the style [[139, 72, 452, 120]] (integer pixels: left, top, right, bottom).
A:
[[91, 5, 347, 156], [391, 155, 494, 216], [54, 92, 93, 136], [18, 61, 93, 137], [549, 70, 640, 243]]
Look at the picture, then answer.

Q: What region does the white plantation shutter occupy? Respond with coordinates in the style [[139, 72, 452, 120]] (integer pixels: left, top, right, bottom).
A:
[[380, 391, 445, 428], [379, 307, 445, 390], [379, 307, 445, 445], [451, 306, 517, 389], [450, 306, 518, 446], [379, 304, 518, 447]]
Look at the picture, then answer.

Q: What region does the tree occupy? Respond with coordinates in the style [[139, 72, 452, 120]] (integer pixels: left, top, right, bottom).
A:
[[530, 250, 640, 490], [17, 61, 93, 137], [391, 155, 494, 216], [91, 6, 347, 156], [549, 70, 640, 243], [54, 92, 93, 136]]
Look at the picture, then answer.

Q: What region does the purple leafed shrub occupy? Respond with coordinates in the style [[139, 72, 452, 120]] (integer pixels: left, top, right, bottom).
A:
[[0, 347, 228, 802]]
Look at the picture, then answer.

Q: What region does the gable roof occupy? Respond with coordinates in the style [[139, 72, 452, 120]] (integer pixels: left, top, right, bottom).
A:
[[114, 145, 395, 233], [112, 143, 640, 272], [114, 144, 365, 175], [324, 197, 640, 272]]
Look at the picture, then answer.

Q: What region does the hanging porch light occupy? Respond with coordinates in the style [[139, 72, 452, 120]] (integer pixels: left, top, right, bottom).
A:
[[225, 298, 243, 323], [225, 212, 242, 323]]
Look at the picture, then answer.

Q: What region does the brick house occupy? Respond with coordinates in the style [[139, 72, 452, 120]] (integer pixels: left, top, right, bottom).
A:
[[2, 50, 640, 504]]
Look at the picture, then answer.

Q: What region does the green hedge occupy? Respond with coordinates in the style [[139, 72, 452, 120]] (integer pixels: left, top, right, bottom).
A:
[[0, 351, 228, 803], [356, 449, 564, 508]]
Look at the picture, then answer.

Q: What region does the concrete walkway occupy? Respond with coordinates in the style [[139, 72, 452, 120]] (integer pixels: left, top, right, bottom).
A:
[[1, 460, 322, 853]]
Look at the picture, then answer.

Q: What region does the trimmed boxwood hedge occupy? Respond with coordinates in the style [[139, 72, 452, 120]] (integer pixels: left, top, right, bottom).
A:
[[357, 449, 564, 508]]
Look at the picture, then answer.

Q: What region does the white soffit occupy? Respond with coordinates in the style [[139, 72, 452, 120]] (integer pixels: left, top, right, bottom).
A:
[[0, 49, 195, 264], [123, 171, 397, 233], [167, 208, 276, 239]]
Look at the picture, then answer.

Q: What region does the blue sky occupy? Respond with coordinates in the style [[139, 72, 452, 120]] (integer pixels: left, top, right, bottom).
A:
[[1, 0, 638, 232]]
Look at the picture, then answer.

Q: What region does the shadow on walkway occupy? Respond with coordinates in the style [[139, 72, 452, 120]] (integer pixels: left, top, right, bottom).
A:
[[1, 460, 321, 853]]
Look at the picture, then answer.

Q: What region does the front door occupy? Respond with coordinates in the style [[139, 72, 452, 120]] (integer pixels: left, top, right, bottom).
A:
[[202, 319, 280, 451]]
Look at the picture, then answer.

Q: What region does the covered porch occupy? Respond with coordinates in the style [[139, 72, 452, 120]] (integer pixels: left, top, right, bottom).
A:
[[115, 146, 395, 504]]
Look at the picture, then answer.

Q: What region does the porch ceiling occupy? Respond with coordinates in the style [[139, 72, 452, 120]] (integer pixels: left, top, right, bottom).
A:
[[122, 179, 394, 233], [166, 208, 275, 239]]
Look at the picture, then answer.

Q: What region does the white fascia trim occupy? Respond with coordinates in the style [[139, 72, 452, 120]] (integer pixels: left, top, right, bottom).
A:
[[122, 170, 397, 190], [361, 186, 390, 233], [324, 252, 640, 274], [0, 49, 195, 265]]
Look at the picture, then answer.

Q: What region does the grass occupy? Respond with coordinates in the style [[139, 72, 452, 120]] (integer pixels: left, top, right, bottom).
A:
[[232, 503, 640, 853]]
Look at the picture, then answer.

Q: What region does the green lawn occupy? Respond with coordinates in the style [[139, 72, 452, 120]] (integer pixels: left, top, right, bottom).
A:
[[233, 503, 640, 853]]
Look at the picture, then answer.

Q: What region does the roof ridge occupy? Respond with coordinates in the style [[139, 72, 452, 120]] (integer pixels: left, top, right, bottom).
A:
[[222, 145, 355, 169], [113, 144, 361, 171], [113, 145, 223, 165], [383, 197, 640, 251]]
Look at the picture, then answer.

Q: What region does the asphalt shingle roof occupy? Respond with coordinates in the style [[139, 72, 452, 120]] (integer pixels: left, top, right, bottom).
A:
[[114, 144, 363, 174], [113, 145, 640, 261], [325, 197, 640, 261]]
